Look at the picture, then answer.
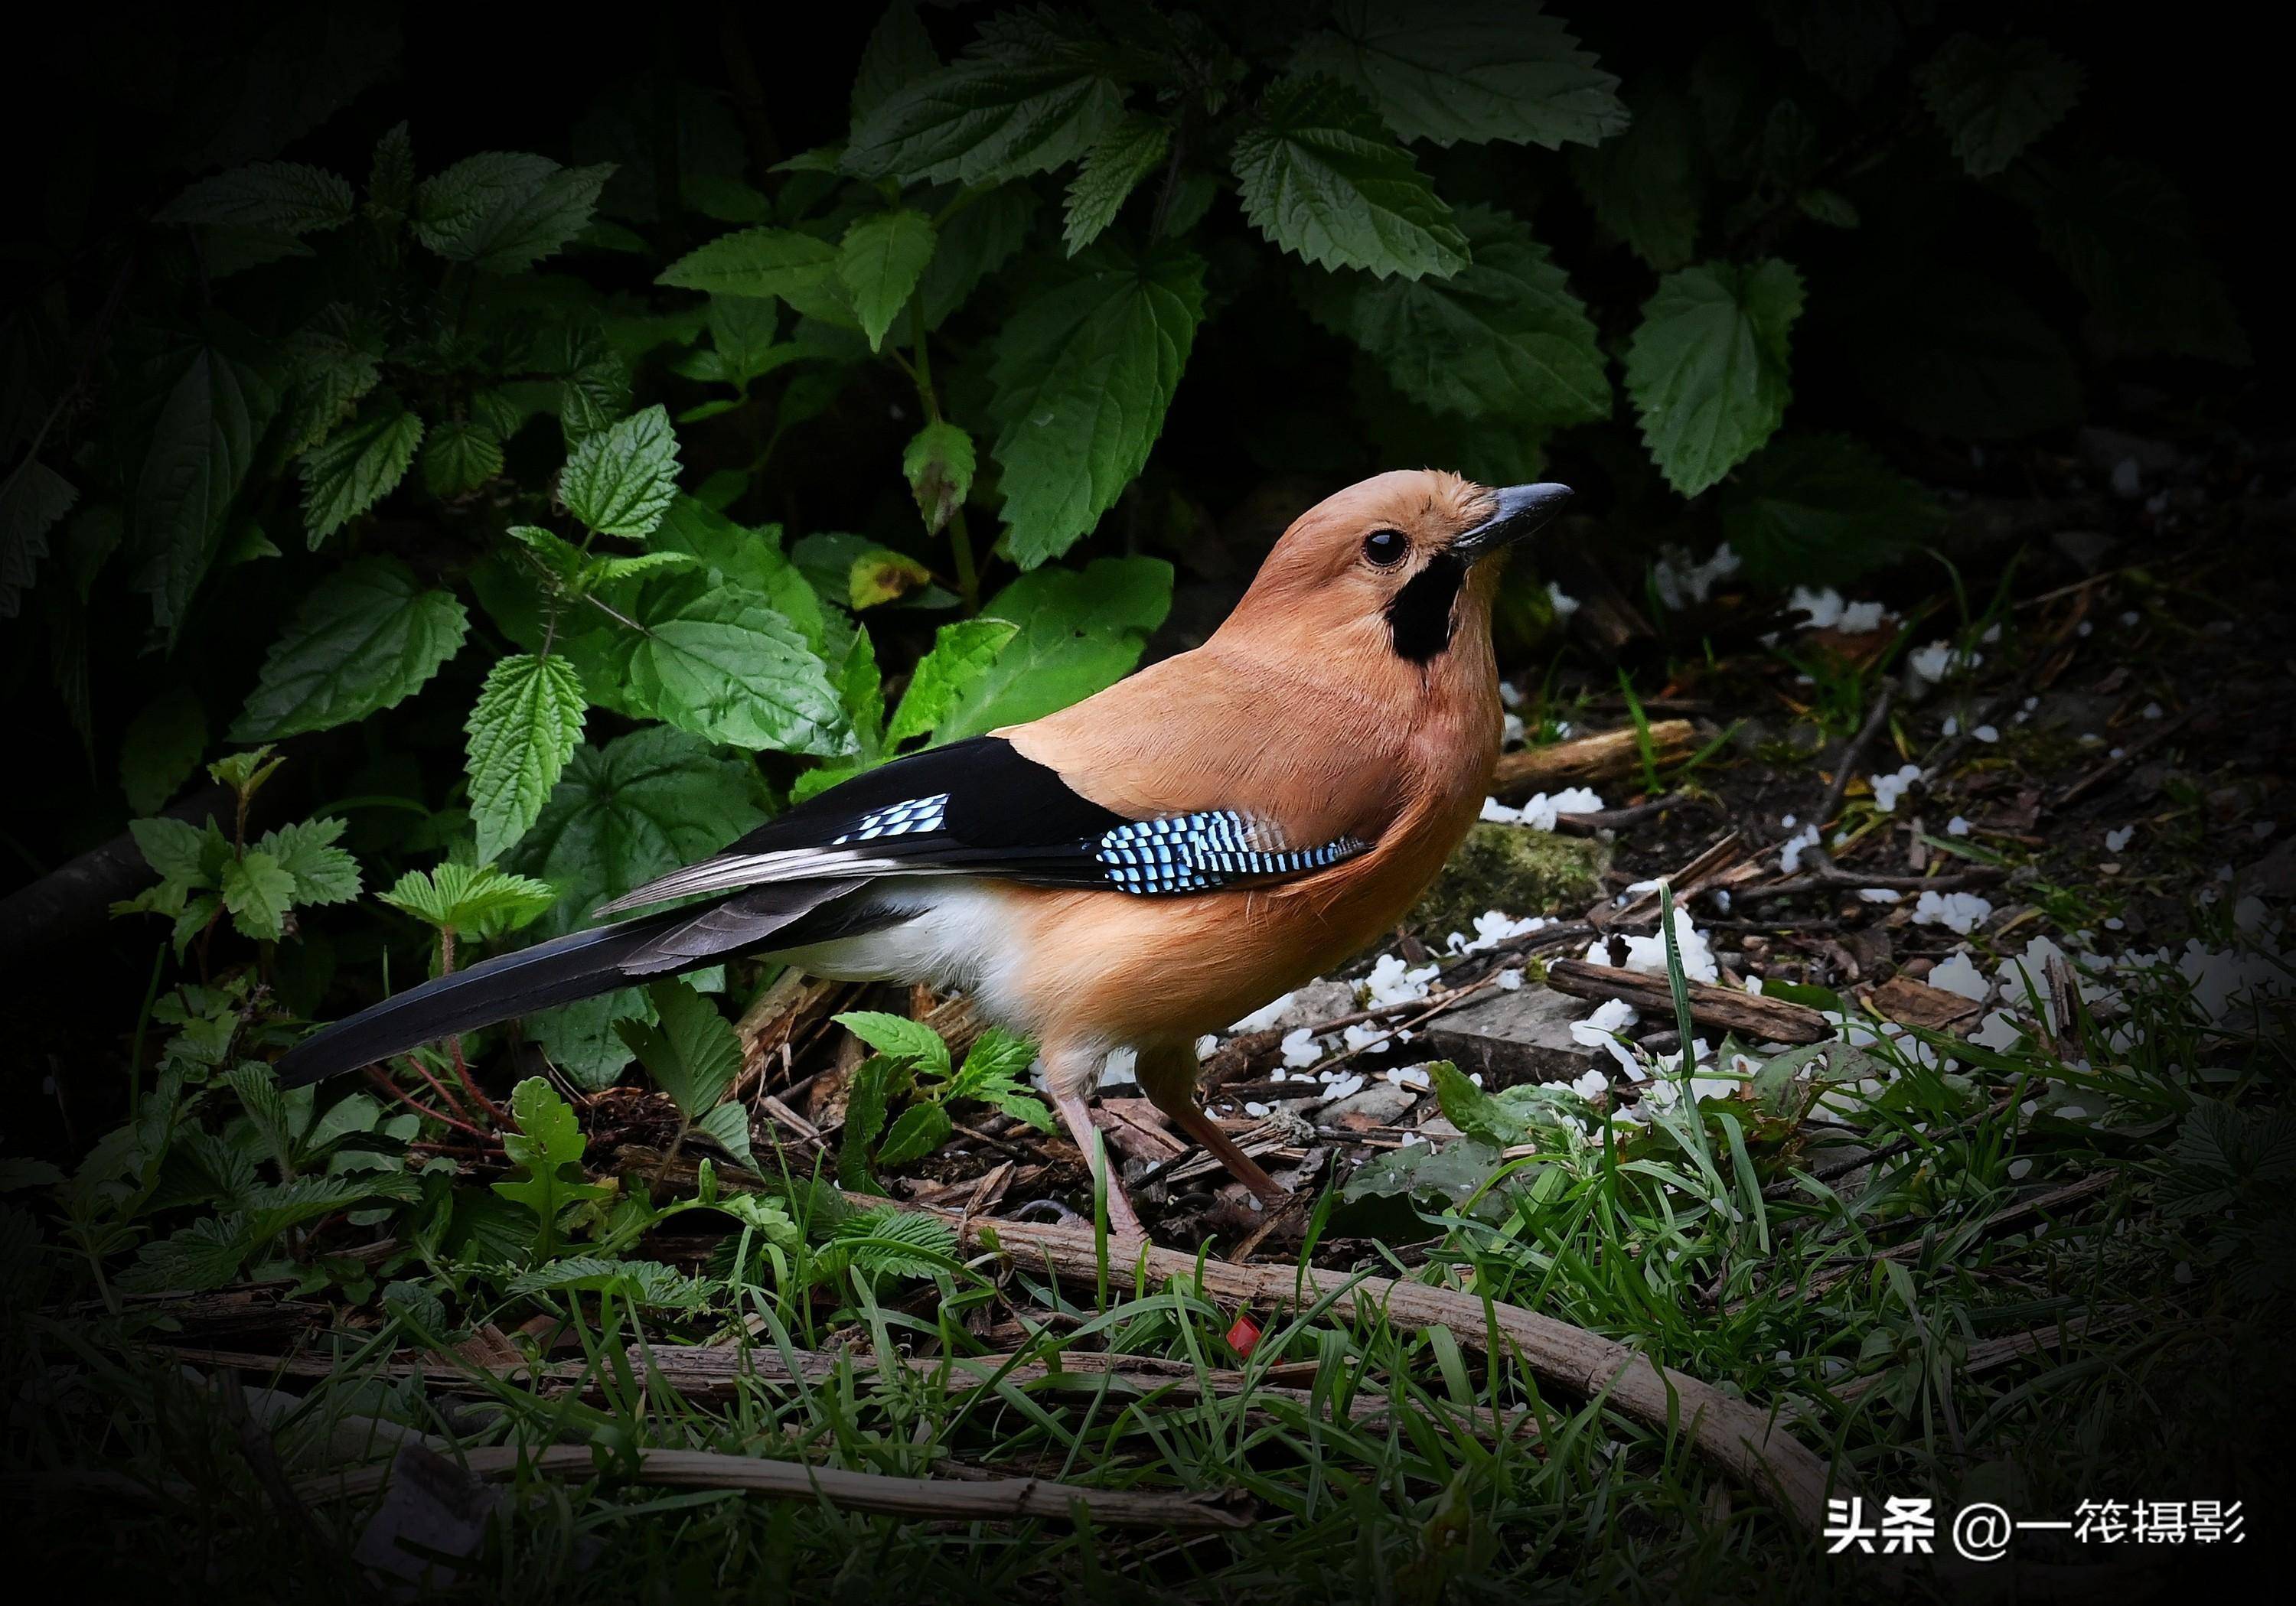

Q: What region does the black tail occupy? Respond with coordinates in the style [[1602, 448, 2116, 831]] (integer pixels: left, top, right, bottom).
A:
[[272, 879, 875, 1089]]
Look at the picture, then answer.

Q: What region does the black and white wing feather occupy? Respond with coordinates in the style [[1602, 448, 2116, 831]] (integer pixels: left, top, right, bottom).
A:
[[593, 736, 1368, 916]]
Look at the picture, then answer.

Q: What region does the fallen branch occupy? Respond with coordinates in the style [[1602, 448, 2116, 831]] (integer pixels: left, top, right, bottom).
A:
[[1813, 684, 1896, 828], [300, 1444, 1252, 1530], [1542, 958, 1832, 1045], [2051, 709, 2195, 810], [893, 1209, 1838, 1531], [1491, 721, 1698, 802]]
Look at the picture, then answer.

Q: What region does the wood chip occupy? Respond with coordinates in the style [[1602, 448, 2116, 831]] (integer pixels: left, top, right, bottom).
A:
[[1867, 975, 1981, 1034]]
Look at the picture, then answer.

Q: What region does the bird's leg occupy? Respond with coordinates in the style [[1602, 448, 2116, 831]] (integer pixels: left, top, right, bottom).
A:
[[1044, 1050, 1146, 1242], [1135, 1041, 1290, 1205]]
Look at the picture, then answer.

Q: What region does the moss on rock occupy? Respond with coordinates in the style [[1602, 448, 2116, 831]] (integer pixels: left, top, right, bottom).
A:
[[1411, 823, 1608, 942]]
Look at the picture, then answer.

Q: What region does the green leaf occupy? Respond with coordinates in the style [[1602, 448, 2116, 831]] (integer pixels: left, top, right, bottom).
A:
[[367, 122, 414, 216], [120, 688, 207, 813], [380, 862, 557, 937], [507, 726, 771, 943], [1431, 1060, 1528, 1147], [414, 152, 615, 273], [1570, 86, 1700, 271], [1307, 203, 1607, 428], [692, 1102, 757, 1170], [1919, 34, 2083, 178], [231, 558, 468, 741], [956, 1028, 1037, 1093], [1720, 433, 1947, 588], [838, 1057, 895, 1193], [157, 162, 355, 233], [988, 241, 1204, 568], [833, 627, 887, 761], [919, 185, 1039, 330], [833, 1011, 952, 1077], [253, 816, 363, 907], [885, 618, 1018, 748], [902, 421, 976, 536], [560, 405, 680, 539], [837, 210, 937, 351], [933, 556, 1170, 741], [0, 459, 75, 618], [853, 2, 938, 120], [875, 1101, 953, 1169], [132, 347, 262, 638], [1230, 78, 1468, 281], [616, 980, 743, 1119], [491, 1077, 609, 1259], [504, 1256, 706, 1308], [301, 394, 423, 546], [616, 573, 850, 755], [1063, 112, 1168, 255], [467, 654, 587, 864], [221, 852, 296, 941], [1625, 259, 1804, 497], [422, 419, 504, 496], [2014, 158, 2248, 365], [656, 226, 839, 304], [128, 816, 214, 889], [647, 497, 825, 650], [1290, 0, 1626, 149], [844, 6, 1128, 187]]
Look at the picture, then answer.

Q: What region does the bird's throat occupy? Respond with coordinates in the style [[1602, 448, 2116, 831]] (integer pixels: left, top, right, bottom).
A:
[[1385, 552, 1466, 662]]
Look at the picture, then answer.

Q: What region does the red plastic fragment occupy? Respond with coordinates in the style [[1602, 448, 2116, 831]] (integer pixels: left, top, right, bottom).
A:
[[1225, 1312, 1261, 1358]]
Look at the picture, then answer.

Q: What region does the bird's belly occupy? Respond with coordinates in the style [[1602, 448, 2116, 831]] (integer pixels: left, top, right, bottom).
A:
[[773, 878, 1033, 1021]]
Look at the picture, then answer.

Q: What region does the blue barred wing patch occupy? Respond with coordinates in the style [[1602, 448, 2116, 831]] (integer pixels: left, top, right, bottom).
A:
[[831, 793, 948, 844], [1094, 810, 1367, 894]]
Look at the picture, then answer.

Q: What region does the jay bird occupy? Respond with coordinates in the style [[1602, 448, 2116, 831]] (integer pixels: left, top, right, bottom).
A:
[[275, 471, 1574, 1239]]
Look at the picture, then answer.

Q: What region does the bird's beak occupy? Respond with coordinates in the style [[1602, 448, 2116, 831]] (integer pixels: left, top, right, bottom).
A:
[[1452, 482, 1574, 561]]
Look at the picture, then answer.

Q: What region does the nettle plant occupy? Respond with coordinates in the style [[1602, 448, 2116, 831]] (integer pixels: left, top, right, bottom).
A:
[[5, 2, 2245, 1125]]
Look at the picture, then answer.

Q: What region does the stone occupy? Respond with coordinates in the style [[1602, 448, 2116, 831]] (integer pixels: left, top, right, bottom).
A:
[[1418, 984, 1604, 1090], [1319, 1080, 1422, 1128], [1410, 823, 1607, 941]]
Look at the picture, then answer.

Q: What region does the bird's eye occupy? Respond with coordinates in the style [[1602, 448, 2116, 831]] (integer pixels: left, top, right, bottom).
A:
[[1362, 529, 1408, 567]]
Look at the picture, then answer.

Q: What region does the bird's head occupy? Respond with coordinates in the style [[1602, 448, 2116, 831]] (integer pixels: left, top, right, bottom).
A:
[[1225, 470, 1574, 666]]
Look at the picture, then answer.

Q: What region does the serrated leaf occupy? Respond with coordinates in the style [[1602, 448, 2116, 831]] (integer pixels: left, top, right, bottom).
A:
[[368, 122, 413, 215], [957, 1028, 1037, 1090], [834, 1011, 953, 1076], [1570, 86, 1700, 271], [2, 459, 77, 619], [837, 210, 937, 351], [467, 654, 586, 863], [619, 573, 852, 755], [656, 227, 840, 303], [301, 395, 422, 546], [381, 862, 557, 937], [885, 618, 1017, 748], [1719, 434, 1945, 588], [1919, 34, 2083, 178], [647, 497, 824, 649], [1063, 112, 1167, 255], [902, 421, 975, 536], [560, 405, 680, 539], [875, 1101, 952, 1169], [504, 1255, 703, 1307], [253, 816, 363, 906], [492, 1076, 608, 1259], [232, 558, 468, 741], [853, 1, 940, 123], [120, 688, 207, 813], [505, 728, 768, 1087], [1231, 78, 1467, 281], [1307, 203, 1608, 428], [132, 348, 263, 638], [128, 816, 212, 889], [693, 1103, 755, 1168], [617, 980, 743, 1120], [844, 5, 1128, 187], [920, 185, 1039, 330], [1626, 259, 1804, 497], [934, 556, 1170, 741], [222, 851, 296, 941], [158, 162, 354, 234], [422, 419, 504, 495], [988, 241, 1204, 568], [1291, 0, 1626, 149], [415, 153, 615, 273]]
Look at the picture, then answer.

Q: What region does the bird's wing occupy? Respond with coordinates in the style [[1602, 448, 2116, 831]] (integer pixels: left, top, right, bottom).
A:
[[592, 735, 1371, 916]]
